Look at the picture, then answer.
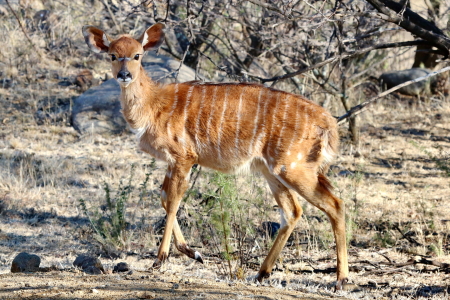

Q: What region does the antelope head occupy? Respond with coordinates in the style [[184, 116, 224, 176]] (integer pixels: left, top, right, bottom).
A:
[[82, 23, 165, 87]]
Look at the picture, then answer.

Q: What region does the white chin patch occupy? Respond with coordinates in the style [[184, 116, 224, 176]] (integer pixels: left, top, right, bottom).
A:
[[117, 78, 132, 87]]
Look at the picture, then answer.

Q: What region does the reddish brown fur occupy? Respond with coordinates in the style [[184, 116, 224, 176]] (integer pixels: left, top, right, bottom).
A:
[[82, 23, 348, 290]]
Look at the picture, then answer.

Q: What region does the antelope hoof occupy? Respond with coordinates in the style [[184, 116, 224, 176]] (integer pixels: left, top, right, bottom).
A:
[[176, 244, 204, 264], [255, 270, 271, 282], [152, 259, 163, 270], [194, 251, 204, 264], [335, 277, 349, 291], [152, 252, 168, 269]]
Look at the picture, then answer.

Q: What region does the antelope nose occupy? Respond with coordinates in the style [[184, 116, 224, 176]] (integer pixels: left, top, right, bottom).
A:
[[117, 71, 132, 80]]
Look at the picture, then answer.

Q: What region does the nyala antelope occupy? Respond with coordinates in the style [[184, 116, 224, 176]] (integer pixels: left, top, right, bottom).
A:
[[82, 23, 349, 289]]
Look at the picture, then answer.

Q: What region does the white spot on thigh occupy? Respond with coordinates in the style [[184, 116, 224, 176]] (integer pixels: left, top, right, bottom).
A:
[[290, 162, 297, 169], [279, 209, 287, 228], [132, 126, 146, 140], [297, 153, 303, 160], [287, 150, 291, 156]]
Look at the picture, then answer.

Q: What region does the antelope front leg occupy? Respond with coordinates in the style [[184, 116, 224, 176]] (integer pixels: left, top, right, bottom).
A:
[[153, 163, 194, 268]]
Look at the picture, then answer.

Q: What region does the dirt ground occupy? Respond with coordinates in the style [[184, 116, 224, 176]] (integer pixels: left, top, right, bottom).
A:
[[0, 270, 333, 300], [0, 100, 449, 299], [1, 1, 450, 297]]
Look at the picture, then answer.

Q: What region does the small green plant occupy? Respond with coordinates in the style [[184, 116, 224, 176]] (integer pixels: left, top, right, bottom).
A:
[[191, 171, 261, 279], [374, 229, 397, 248], [411, 141, 450, 177], [79, 161, 155, 254], [209, 172, 237, 278]]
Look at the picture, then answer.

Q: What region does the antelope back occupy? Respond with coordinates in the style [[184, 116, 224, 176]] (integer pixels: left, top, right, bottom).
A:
[[144, 81, 338, 174]]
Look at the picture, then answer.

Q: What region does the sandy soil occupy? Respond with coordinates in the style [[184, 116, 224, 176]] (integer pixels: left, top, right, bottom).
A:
[[0, 270, 333, 300], [1, 101, 449, 299]]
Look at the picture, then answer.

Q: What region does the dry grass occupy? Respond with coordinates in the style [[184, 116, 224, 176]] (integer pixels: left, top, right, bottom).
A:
[[0, 1, 449, 299]]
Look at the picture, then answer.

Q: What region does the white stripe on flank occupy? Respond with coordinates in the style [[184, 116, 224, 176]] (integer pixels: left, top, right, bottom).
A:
[[206, 86, 219, 146], [216, 86, 229, 162], [276, 95, 290, 156], [234, 87, 246, 157], [254, 89, 271, 154], [248, 88, 263, 155], [286, 98, 301, 155], [266, 92, 281, 158], [300, 108, 309, 142], [195, 86, 207, 150], [181, 86, 195, 151], [167, 84, 179, 138]]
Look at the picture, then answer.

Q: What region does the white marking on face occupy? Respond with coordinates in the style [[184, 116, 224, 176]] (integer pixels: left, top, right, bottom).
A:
[[248, 88, 263, 155], [117, 78, 132, 87], [290, 162, 297, 169], [297, 153, 303, 160], [217, 86, 229, 162], [234, 87, 246, 157]]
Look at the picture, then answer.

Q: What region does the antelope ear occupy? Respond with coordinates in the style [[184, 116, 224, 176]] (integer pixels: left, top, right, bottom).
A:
[[82, 25, 111, 53], [137, 23, 165, 51]]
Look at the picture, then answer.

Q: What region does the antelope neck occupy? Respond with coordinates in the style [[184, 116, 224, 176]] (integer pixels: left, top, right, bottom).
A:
[[119, 66, 160, 129]]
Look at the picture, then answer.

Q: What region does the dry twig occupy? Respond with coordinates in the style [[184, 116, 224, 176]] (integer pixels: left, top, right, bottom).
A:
[[5, 0, 43, 58], [337, 66, 450, 124]]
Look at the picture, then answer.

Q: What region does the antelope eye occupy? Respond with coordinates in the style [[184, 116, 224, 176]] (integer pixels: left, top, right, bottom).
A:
[[134, 54, 140, 60], [110, 54, 116, 61]]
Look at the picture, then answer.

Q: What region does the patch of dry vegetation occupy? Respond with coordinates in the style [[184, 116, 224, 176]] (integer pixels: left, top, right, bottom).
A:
[[0, 0, 449, 299]]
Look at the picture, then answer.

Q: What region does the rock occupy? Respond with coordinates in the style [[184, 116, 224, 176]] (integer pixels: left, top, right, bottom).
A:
[[288, 262, 314, 273], [342, 283, 362, 292], [113, 262, 131, 273], [73, 255, 105, 274], [84, 265, 103, 275], [137, 291, 156, 299], [11, 252, 41, 273], [379, 68, 434, 96], [260, 221, 281, 238], [72, 52, 197, 135]]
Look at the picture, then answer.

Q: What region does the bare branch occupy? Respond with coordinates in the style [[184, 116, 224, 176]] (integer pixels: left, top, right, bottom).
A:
[[260, 40, 431, 83], [365, 0, 450, 54], [5, 0, 43, 58], [337, 66, 450, 124]]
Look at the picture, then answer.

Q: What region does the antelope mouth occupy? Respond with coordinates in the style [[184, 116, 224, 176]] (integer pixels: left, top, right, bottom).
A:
[[117, 78, 132, 86]]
